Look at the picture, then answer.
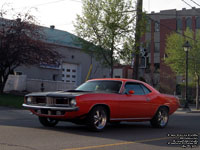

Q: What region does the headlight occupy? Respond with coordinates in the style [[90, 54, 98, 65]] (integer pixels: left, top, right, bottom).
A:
[[70, 99, 77, 106], [27, 97, 32, 104]]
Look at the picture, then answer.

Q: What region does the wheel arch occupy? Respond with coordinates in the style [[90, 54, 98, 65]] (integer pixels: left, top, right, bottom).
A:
[[153, 105, 170, 117], [88, 104, 111, 121]]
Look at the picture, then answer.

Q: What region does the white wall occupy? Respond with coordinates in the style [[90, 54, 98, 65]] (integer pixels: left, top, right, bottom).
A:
[[3, 75, 27, 92], [113, 68, 123, 78], [4, 75, 76, 92], [26, 79, 76, 92]]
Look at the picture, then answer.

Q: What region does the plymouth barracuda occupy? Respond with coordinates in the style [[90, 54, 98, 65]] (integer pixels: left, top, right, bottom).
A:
[[23, 78, 180, 131]]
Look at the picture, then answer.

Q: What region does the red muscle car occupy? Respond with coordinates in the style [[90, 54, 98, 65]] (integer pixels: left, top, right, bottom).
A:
[[23, 78, 180, 131]]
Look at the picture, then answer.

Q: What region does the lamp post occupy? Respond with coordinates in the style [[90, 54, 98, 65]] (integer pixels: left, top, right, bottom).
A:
[[183, 41, 191, 109]]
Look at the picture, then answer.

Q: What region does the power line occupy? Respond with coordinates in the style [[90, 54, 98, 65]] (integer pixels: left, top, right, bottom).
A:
[[11, 0, 81, 10], [181, 0, 193, 8], [180, 0, 200, 16], [148, 13, 200, 17], [33, 0, 81, 7], [190, 0, 200, 7], [32, 0, 67, 7], [147, 15, 195, 41]]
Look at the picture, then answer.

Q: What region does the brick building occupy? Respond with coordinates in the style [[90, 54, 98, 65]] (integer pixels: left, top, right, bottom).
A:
[[140, 7, 200, 95]]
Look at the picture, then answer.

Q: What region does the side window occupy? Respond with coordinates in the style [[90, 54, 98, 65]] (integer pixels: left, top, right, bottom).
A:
[[140, 84, 151, 95], [125, 83, 145, 95]]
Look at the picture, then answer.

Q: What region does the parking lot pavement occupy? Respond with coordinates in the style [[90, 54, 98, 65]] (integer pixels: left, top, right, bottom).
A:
[[0, 106, 199, 150]]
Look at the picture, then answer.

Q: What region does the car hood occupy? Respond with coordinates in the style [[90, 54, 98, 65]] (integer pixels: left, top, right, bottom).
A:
[[25, 91, 91, 98]]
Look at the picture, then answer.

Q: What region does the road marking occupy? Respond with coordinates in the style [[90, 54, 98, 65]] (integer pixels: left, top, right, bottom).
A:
[[62, 136, 174, 150]]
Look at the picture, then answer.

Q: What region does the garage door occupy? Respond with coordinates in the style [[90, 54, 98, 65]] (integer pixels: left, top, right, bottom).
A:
[[62, 63, 78, 84]]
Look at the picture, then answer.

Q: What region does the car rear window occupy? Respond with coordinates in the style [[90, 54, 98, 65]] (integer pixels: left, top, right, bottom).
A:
[[140, 84, 151, 94], [125, 83, 145, 95]]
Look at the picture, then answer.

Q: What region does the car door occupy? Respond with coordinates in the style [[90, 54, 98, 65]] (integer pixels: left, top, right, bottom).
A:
[[118, 82, 154, 119]]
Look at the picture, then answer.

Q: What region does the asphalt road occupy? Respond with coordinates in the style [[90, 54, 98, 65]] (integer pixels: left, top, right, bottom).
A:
[[0, 106, 199, 150]]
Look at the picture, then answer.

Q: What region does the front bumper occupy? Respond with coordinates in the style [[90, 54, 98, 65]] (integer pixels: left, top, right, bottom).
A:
[[22, 104, 79, 111]]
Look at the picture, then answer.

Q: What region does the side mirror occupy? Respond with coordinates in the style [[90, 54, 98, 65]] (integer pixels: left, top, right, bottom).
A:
[[128, 90, 135, 95]]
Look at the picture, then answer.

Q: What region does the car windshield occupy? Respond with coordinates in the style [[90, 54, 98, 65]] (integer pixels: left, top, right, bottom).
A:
[[76, 80, 122, 93]]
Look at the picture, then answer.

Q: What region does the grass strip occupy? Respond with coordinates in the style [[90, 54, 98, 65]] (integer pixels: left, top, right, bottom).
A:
[[0, 94, 24, 108]]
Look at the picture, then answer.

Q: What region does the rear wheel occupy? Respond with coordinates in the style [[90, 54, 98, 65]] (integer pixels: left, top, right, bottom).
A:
[[87, 106, 108, 131], [150, 107, 169, 128], [39, 117, 59, 127]]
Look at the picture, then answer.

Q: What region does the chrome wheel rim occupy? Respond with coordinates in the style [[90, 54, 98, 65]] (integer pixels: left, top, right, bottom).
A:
[[158, 110, 168, 127], [93, 110, 107, 130], [47, 118, 57, 124]]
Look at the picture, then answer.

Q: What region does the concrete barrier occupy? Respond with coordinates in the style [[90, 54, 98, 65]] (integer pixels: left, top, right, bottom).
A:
[[4, 75, 76, 92], [3, 75, 27, 92], [26, 79, 76, 92]]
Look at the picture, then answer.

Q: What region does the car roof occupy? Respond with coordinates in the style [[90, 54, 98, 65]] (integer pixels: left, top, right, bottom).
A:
[[88, 78, 143, 83], [88, 78, 160, 94]]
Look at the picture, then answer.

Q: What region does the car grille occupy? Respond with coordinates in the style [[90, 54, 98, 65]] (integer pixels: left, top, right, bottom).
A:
[[29, 97, 70, 106]]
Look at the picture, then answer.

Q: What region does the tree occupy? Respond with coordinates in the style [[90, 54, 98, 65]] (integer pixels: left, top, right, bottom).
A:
[[74, 0, 137, 77], [164, 28, 200, 110], [0, 9, 61, 93]]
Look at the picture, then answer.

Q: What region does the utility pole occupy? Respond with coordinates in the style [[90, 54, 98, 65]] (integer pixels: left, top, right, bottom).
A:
[[133, 0, 143, 79]]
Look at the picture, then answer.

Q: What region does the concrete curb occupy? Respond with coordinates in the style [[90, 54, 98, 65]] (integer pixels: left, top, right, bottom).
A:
[[177, 107, 200, 113]]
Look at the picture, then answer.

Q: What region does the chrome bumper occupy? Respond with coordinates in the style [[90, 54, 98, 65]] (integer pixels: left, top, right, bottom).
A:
[[22, 104, 79, 111]]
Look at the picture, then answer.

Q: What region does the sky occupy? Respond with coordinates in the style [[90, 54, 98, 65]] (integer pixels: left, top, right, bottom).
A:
[[0, 0, 199, 34]]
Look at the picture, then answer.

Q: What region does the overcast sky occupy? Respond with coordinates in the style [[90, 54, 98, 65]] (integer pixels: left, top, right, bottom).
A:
[[0, 0, 198, 33]]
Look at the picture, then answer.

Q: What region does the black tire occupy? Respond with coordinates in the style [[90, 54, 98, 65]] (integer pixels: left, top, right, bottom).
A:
[[71, 119, 85, 125], [87, 106, 108, 131], [150, 107, 169, 128], [39, 117, 59, 127]]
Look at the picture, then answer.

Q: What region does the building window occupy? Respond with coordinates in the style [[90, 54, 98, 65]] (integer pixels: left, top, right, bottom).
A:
[[115, 76, 121, 78], [139, 56, 146, 68], [146, 42, 151, 53], [154, 63, 160, 73], [155, 22, 160, 32], [186, 17, 192, 29], [177, 18, 182, 30], [146, 19, 151, 32], [52, 74, 58, 81], [155, 42, 160, 52], [196, 17, 200, 29], [14, 71, 22, 75]]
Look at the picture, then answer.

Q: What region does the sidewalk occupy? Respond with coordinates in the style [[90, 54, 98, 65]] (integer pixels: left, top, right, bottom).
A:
[[177, 105, 200, 113]]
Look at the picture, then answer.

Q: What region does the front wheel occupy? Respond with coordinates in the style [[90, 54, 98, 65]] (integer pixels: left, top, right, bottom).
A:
[[150, 107, 169, 128], [39, 117, 59, 127], [87, 106, 108, 131]]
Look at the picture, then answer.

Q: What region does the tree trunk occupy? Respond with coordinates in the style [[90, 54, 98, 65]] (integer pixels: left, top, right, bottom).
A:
[[0, 79, 5, 94], [0, 74, 9, 94], [110, 52, 113, 78], [110, 66, 113, 78], [196, 75, 199, 110]]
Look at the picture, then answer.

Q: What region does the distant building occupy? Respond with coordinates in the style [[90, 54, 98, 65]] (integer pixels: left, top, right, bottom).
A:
[[14, 25, 110, 88], [113, 64, 133, 79], [140, 7, 200, 95]]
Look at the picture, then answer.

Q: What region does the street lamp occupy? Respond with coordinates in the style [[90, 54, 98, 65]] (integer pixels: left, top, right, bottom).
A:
[[183, 41, 191, 109]]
